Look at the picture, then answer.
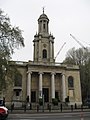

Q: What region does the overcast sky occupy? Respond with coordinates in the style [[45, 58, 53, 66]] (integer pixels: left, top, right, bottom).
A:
[[0, 0, 90, 62]]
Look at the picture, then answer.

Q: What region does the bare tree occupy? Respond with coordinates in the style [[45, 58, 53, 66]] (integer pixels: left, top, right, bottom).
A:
[[63, 47, 90, 101]]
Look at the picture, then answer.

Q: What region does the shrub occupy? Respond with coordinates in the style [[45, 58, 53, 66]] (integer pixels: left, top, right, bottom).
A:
[[39, 98, 43, 106], [52, 98, 58, 105]]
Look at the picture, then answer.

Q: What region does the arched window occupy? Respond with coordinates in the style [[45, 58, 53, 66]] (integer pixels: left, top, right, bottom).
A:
[[68, 76, 74, 88], [43, 49, 47, 58], [43, 23, 45, 29], [14, 73, 22, 87]]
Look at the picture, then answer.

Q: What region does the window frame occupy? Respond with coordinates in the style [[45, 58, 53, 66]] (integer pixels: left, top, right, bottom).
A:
[[14, 73, 22, 87], [43, 49, 47, 59], [68, 76, 74, 89]]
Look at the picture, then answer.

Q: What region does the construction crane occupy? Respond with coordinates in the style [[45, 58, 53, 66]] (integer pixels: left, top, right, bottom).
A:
[[70, 34, 86, 50], [55, 42, 66, 60]]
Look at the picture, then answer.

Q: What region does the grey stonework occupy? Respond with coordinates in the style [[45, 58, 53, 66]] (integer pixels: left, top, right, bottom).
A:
[[3, 11, 82, 107]]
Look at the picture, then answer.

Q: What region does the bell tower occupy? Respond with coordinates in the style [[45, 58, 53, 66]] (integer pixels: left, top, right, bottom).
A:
[[33, 10, 55, 64], [38, 8, 49, 34]]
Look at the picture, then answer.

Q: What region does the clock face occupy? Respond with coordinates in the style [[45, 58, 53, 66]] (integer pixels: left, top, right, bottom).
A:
[[68, 76, 74, 88]]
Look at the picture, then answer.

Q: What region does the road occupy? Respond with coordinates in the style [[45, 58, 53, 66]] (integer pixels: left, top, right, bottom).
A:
[[8, 112, 90, 120]]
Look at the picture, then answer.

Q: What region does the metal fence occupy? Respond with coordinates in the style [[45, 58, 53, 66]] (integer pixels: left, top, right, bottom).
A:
[[9, 102, 90, 113]]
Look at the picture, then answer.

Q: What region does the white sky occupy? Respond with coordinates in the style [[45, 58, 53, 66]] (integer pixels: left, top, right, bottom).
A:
[[0, 0, 90, 62]]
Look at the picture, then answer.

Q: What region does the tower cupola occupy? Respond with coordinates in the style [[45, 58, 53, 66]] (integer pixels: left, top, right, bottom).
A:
[[38, 9, 49, 34]]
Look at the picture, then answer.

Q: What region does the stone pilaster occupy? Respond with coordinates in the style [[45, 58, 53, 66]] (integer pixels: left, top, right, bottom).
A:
[[38, 38, 42, 62], [50, 41, 52, 59]]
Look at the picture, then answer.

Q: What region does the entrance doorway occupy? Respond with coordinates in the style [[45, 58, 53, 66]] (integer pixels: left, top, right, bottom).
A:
[[43, 88, 49, 102]]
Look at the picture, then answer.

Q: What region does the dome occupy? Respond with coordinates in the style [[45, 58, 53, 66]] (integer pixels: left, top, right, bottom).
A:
[[38, 13, 49, 22], [38, 8, 49, 21], [39, 13, 48, 19]]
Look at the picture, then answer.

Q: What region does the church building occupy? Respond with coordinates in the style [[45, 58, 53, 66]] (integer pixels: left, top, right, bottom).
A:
[[5, 10, 82, 106]]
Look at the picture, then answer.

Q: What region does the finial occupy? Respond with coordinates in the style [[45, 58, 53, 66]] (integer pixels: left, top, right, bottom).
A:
[[42, 6, 45, 14]]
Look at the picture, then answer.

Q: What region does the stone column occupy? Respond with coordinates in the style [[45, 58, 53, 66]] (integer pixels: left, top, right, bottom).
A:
[[51, 72, 55, 99], [27, 72, 32, 102], [39, 72, 43, 99], [33, 41, 37, 61], [39, 38, 41, 62], [50, 41, 52, 59], [62, 74, 66, 102], [52, 42, 54, 59]]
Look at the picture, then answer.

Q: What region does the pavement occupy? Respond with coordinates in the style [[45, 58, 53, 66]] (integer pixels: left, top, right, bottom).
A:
[[8, 110, 90, 120]]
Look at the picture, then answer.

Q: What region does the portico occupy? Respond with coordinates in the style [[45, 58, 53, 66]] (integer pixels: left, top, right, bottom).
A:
[[27, 69, 67, 103]]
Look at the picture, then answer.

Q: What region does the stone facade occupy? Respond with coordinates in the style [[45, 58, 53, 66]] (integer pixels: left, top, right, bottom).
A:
[[4, 10, 82, 106]]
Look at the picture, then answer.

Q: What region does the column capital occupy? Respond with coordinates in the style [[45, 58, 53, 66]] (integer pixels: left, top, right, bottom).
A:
[[51, 72, 56, 75], [39, 72, 44, 74], [61, 73, 65, 76], [27, 71, 32, 74]]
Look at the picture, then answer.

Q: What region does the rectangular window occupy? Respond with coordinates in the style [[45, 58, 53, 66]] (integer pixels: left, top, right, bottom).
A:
[[55, 91, 59, 99], [31, 91, 36, 102], [16, 91, 19, 96]]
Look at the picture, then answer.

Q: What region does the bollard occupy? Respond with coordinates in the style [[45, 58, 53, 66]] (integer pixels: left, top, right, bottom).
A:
[[37, 104, 39, 112], [3, 97, 5, 106], [60, 103, 62, 112], [11, 103, 14, 112], [71, 105, 73, 112], [81, 104, 83, 111], [47, 103, 49, 110], [49, 104, 51, 112], [75, 103, 77, 109], [24, 103, 26, 112]]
